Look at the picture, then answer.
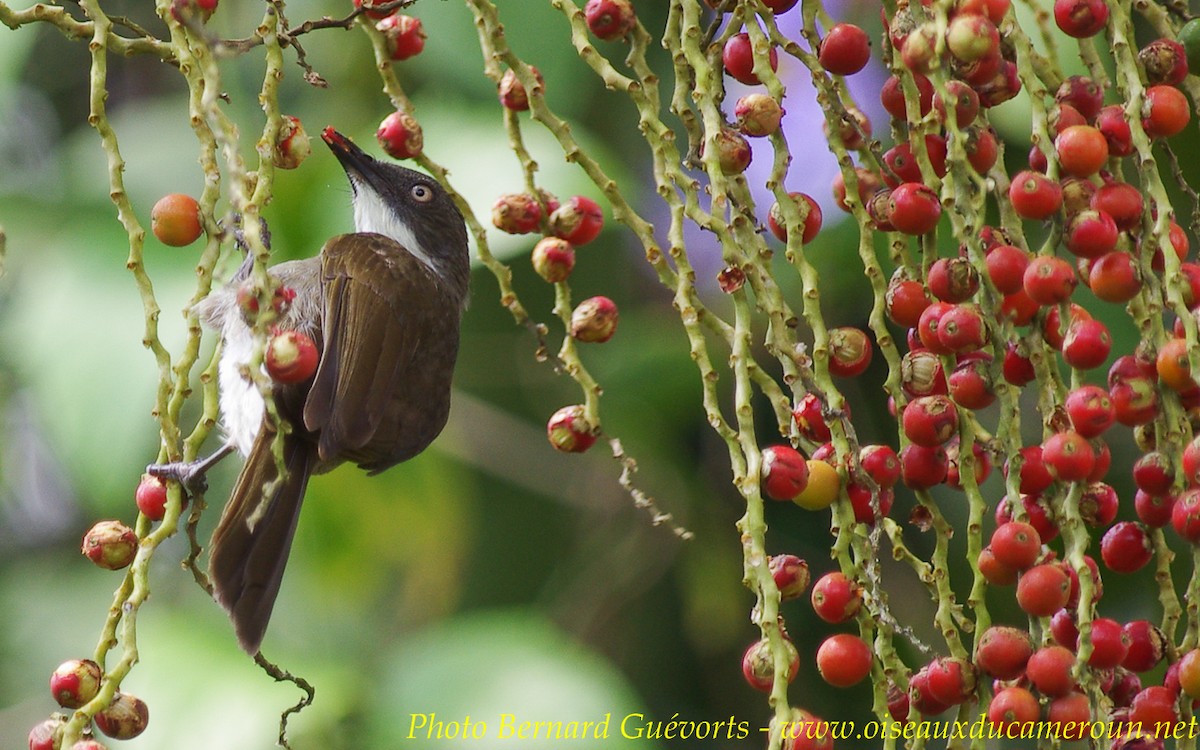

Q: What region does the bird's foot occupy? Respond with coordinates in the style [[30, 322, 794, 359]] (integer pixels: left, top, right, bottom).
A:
[[147, 444, 236, 496]]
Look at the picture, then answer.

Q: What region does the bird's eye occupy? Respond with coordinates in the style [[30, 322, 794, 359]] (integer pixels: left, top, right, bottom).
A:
[[411, 184, 434, 203]]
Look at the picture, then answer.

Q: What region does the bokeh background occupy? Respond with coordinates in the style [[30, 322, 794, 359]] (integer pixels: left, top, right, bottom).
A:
[[2, 1, 1199, 748]]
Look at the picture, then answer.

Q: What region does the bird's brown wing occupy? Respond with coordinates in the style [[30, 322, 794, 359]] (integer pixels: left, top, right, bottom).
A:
[[302, 232, 430, 464]]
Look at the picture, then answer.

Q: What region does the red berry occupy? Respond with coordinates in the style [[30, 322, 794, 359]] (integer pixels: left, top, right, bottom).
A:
[[265, 330, 319, 383], [1056, 75, 1104, 120], [81, 519, 139, 570], [722, 33, 777, 85], [1080, 481, 1119, 527], [1143, 84, 1191, 139], [741, 636, 799, 692], [859, 444, 901, 487], [1099, 520, 1147, 573], [818, 23, 871, 75], [945, 12, 999, 64], [151, 193, 203, 247], [1129, 685, 1178, 733], [880, 72, 933, 120], [1133, 450, 1175, 496], [273, 115, 311, 170], [1002, 343, 1036, 386], [998, 494, 1061, 543], [924, 657, 975, 706], [907, 667, 951, 716], [1016, 563, 1071, 617], [1064, 209, 1118, 259], [885, 276, 931, 327], [827, 326, 873, 377], [1122, 620, 1165, 673], [987, 686, 1040, 733], [887, 182, 942, 235], [1096, 104, 1134, 157], [1089, 252, 1142, 304], [811, 571, 862, 623], [768, 193, 823, 244], [1022, 254, 1077, 305], [902, 395, 958, 447], [735, 94, 784, 138], [927, 257, 979, 303], [984, 244, 1029, 295], [492, 192, 544, 234], [135, 473, 169, 521], [899, 443, 949, 490], [1009, 170, 1062, 220], [1172, 488, 1200, 543], [1157, 336, 1195, 392], [1087, 616, 1131, 670], [990, 521, 1042, 571], [497, 66, 543, 111], [1061, 317, 1111, 370], [1064, 384, 1115, 438], [965, 125, 1000, 173], [1136, 489, 1176, 528], [948, 356, 995, 409], [584, 0, 635, 41], [546, 404, 596, 453], [769, 554, 811, 600], [50, 658, 103, 709], [531, 236, 576, 282], [376, 14, 426, 60], [569, 296, 619, 343], [1027, 644, 1076, 697], [1046, 692, 1091, 739], [1052, 0, 1108, 38], [1141, 37, 1189, 86], [1055, 124, 1109, 177], [978, 546, 1018, 586], [792, 392, 832, 443], [702, 128, 752, 175], [816, 634, 872, 687], [376, 110, 423, 159], [1041, 430, 1095, 483], [883, 136, 948, 186], [846, 481, 894, 524], [1007, 445, 1054, 495], [1091, 181, 1144, 230], [95, 692, 150, 740], [1089, 251, 1141, 303], [761, 445, 811, 501], [28, 719, 59, 750], [937, 304, 988, 353], [976, 625, 1033, 680]]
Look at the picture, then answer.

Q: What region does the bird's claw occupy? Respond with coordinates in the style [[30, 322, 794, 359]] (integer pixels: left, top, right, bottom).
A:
[[147, 460, 210, 496]]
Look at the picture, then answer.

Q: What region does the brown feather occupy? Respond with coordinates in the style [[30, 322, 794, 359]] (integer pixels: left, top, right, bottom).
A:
[[209, 420, 315, 654]]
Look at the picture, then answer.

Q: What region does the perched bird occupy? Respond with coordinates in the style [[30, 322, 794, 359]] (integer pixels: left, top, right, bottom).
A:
[[179, 128, 469, 653]]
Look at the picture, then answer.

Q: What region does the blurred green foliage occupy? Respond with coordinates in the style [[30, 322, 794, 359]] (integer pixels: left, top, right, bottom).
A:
[[3, 1, 1200, 749]]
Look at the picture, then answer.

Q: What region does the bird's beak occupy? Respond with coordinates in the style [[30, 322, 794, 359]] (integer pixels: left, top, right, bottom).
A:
[[322, 127, 383, 193]]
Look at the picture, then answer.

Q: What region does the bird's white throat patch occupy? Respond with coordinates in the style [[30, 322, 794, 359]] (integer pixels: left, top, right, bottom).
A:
[[352, 181, 438, 274]]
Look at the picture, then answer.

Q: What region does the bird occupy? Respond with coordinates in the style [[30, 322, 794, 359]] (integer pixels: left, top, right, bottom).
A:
[[176, 127, 470, 654]]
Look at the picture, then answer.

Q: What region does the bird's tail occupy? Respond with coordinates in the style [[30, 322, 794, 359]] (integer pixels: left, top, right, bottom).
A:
[[209, 422, 315, 654]]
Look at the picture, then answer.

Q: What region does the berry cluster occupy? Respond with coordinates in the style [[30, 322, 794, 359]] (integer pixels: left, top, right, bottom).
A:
[[687, 0, 1200, 743], [487, 180, 611, 452]]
